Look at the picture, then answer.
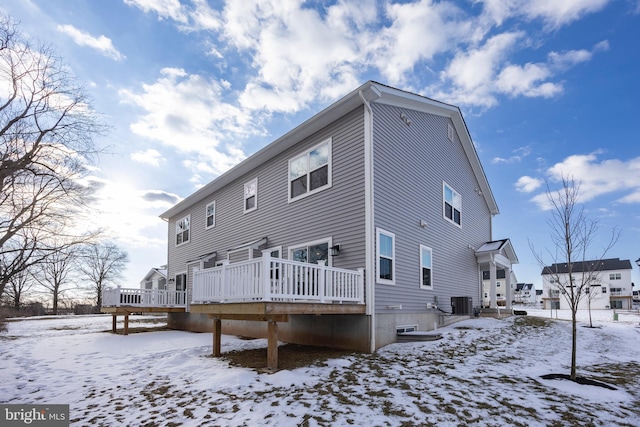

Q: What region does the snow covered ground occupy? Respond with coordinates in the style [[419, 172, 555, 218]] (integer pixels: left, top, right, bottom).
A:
[[1, 309, 639, 426]]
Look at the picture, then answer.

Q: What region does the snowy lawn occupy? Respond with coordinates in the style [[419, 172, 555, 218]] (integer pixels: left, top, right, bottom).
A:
[[1, 309, 640, 426]]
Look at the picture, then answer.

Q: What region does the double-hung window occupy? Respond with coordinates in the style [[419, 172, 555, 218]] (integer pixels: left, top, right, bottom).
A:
[[420, 245, 432, 289], [205, 201, 216, 229], [443, 182, 461, 226], [289, 139, 331, 201], [176, 215, 190, 246], [609, 273, 621, 280], [376, 228, 395, 284], [244, 178, 257, 213], [290, 240, 330, 265]]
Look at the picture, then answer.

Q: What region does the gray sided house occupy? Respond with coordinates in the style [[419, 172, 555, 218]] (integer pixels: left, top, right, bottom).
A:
[[139, 267, 167, 290], [159, 81, 517, 354]]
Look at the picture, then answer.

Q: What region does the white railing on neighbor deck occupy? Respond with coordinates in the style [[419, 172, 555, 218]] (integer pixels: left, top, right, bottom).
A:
[[192, 251, 364, 304], [102, 286, 187, 308]]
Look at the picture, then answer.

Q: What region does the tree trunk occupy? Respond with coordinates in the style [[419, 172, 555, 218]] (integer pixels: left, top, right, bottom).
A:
[[52, 290, 58, 315], [96, 281, 102, 308], [570, 310, 577, 380]]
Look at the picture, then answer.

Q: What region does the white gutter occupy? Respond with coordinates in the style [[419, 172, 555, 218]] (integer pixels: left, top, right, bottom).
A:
[[359, 88, 377, 353]]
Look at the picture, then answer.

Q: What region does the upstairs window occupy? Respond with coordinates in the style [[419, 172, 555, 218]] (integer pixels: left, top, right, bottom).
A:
[[205, 201, 216, 229], [609, 273, 621, 280], [244, 178, 257, 213], [376, 228, 395, 285], [289, 139, 331, 201], [443, 182, 461, 226], [176, 215, 190, 246], [420, 245, 432, 289]]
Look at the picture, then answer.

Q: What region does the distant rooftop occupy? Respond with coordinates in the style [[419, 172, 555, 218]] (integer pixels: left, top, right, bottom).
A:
[[541, 258, 632, 275]]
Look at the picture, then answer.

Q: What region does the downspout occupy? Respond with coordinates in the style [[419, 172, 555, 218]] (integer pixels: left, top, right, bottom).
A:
[[359, 89, 376, 353]]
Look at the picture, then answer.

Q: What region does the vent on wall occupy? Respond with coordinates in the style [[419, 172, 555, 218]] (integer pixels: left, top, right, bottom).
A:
[[447, 124, 454, 142]]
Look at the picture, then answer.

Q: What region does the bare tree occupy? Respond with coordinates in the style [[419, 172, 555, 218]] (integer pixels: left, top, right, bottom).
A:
[[0, 15, 105, 297], [532, 175, 618, 380], [32, 244, 80, 315], [583, 268, 606, 328], [77, 241, 128, 308], [2, 267, 33, 310]]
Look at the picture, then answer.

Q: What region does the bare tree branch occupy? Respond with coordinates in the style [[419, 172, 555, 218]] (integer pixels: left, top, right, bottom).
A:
[[530, 174, 619, 380], [0, 15, 107, 298]]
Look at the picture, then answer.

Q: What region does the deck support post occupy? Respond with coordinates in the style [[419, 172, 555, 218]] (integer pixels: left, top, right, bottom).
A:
[[267, 319, 278, 371], [123, 314, 129, 335], [112, 315, 117, 333], [212, 318, 222, 357]]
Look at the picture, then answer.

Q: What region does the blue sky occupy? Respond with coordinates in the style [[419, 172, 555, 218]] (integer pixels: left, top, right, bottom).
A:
[[2, 0, 640, 289]]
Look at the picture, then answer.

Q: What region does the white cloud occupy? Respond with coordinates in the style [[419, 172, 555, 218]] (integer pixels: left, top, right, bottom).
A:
[[529, 153, 640, 209], [371, 0, 474, 84], [435, 36, 608, 107], [56, 24, 125, 61], [227, 0, 369, 113], [131, 149, 164, 167], [548, 40, 609, 70], [82, 174, 174, 248], [119, 68, 257, 183], [123, 0, 188, 23], [493, 146, 532, 164], [515, 176, 543, 193], [496, 62, 562, 98], [522, 0, 610, 28], [123, 0, 612, 112], [479, 0, 611, 28], [435, 32, 522, 107]]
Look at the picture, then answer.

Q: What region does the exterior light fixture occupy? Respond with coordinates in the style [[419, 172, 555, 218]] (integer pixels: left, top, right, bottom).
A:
[[168, 278, 175, 284], [330, 245, 341, 256]]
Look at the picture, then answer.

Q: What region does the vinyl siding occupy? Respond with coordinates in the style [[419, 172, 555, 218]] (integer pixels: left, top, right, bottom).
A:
[[372, 103, 492, 313], [166, 107, 366, 297]]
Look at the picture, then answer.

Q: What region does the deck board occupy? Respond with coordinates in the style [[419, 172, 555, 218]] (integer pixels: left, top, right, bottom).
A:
[[189, 301, 365, 318]]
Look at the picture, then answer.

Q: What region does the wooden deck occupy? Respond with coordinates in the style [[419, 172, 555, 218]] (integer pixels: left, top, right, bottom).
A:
[[191, 301, 366, 371]]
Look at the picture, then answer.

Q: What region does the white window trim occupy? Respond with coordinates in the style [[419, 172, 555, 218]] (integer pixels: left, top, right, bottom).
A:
[[376, 228, 395, 285], [443, 182, 462, 228], [288, 237, 333, 267], [244, 178, 258, 214], [419, 245, 433, 290], [288, 138, 333, 203], [205, 200, 216, 230], [175, 215, 191, 247], [265, 246, 282, 259], [174, 271, 187, 291], [396, 324, 418, 333]]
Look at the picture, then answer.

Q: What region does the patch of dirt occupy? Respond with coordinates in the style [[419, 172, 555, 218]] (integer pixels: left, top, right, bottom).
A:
[[221, 344, 359, 371], [105, 326, 172, 335], [541, 373, 617, 390]]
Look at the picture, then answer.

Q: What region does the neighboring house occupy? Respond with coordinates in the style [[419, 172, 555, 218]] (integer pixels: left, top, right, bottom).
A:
[[158, 81, 518, 355], [140, 267, 167, 290], [513, 283, 537, 306], [480, 256, 519, 308], [541, 258, 633, 310]]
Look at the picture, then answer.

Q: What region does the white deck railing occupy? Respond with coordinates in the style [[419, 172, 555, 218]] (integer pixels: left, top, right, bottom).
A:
[[193, 251, 364, 304], [102, 287, 187, 308]]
